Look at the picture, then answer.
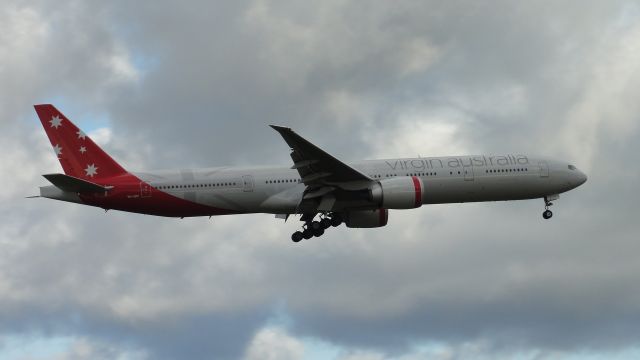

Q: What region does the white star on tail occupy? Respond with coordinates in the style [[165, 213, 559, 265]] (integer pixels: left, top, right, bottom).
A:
[[76, 130, 86, 139], [49, 115, 62, 128], [84, 164, 98, 177], [53, 144, 62, 156], [79, 146, 87, 154]]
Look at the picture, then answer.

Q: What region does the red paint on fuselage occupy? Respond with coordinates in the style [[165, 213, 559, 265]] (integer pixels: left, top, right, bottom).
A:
[[79, 173, 237, 217]]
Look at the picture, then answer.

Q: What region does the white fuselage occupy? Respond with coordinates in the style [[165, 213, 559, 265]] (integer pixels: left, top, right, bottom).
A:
[[129, 154, 587, 216]]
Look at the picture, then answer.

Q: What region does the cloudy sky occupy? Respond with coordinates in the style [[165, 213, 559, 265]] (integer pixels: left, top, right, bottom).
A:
[[1, 0, 640, 359]]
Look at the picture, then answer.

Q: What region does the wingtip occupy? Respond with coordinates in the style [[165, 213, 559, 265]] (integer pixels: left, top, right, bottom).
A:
[[269, 124, 291, 132]]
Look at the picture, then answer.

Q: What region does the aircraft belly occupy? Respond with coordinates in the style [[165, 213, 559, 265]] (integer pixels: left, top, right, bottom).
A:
[[423, 175, 549, 204], [423, 178, 480, 203], [259, 187, 303, 213], [194, 191, 248, 212]]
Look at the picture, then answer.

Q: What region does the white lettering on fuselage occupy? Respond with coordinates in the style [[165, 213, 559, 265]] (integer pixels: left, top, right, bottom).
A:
[[384, 155, 529, 171]]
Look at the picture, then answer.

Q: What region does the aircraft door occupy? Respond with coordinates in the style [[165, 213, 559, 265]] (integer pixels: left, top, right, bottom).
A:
[[463, 165, 474, 181], [242, 175, 254, 192], [539, 161, 549, 177], [140, 182, 151, 198]]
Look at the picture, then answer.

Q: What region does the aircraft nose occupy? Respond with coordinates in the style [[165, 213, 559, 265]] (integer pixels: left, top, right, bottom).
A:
[[569, 170, 587, 187], [575, 170, 587, 186], [566, 164, 587, 188]]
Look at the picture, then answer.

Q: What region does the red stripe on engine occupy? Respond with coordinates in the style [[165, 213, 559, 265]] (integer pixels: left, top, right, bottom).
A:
[[379, 208, 388, 226], [411, 176, 422, 207]]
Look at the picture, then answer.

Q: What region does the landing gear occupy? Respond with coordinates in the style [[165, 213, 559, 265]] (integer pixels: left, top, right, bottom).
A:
[[310, 221, 322, 231], [291, 231, 303, 242], [330, 214, 343, 227], [290, 213, 343, 242], [320, 218, 332, 229], [542, 195, 556, 220]]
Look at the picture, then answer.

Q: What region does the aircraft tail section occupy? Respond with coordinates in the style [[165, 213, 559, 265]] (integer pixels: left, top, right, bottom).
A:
[[34, 104, 127, 180], [42, 173, 112, 193]]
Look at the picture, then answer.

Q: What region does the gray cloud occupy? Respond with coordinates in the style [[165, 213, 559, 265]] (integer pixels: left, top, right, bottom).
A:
[[2, 0, 640, 359]]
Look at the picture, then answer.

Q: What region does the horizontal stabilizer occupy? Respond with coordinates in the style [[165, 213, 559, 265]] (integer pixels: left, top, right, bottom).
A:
[[43, 173, 112, 193]]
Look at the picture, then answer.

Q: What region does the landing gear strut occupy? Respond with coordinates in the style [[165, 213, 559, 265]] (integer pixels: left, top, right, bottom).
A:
[[542, 196, 555, 219], [291, 213, 343, 242]]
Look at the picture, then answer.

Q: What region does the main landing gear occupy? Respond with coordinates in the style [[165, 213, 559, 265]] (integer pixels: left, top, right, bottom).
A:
[[542, 195, 556, 220], [291, 213, 343, 242]]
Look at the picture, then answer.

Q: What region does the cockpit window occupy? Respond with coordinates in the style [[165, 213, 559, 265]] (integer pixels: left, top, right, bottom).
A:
[[568, 165, 577, 170]]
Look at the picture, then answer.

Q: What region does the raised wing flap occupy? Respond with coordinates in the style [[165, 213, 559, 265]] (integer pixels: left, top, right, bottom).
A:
[[270, 125, 371, 185], [43, 173, 112, 193]]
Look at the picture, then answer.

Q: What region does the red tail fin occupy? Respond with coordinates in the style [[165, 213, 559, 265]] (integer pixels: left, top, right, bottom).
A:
[[34, 104, 127, 179]]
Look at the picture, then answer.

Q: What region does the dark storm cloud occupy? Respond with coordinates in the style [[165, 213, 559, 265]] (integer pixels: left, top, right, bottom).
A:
[[2, 0, 640, 359]]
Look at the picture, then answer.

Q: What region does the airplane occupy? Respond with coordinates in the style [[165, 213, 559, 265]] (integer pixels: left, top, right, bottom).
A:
[[31, 104, 587, 242]]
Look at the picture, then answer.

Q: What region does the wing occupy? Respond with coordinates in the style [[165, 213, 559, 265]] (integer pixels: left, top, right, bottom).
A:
[[270, 125, 372, 186]]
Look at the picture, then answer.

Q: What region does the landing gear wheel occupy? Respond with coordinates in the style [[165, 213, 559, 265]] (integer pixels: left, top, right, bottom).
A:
[[291, 231, 303, 242], [302, 228, 314, 240], [542, 210, 553, 219], [330, 214, 343, 227], [320, 218, 332, 229], [312, 227, 325, 237], [310, 221, 322, 231]]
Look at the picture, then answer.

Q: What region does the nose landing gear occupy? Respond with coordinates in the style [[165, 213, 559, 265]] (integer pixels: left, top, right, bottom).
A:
[[542, 195, 558, 219], [291, 213, 343, 242]]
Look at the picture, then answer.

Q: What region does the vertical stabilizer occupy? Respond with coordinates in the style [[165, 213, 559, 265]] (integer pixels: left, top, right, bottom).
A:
[[34, 104, 127, 180]]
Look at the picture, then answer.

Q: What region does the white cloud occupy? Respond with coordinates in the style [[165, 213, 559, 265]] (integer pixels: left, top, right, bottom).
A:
[[396, 38, 441, 77], [559, 19, 640, 171], [0, 5, 49, 75], [243, 327, 304, 360], [338, 351, 386, 360], [88, 127, 113, 146], [49, 337, 148, 360], [367, 107, 472, 158]]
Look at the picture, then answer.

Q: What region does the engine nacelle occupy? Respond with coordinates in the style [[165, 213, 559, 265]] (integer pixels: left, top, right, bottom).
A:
[[369, 176, 423, 209], [344, 209, 389, 228]]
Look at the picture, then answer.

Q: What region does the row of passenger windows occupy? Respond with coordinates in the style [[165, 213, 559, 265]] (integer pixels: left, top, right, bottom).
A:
[[370, 172, 437, 178], [156, 182, 236, 190], [406, 172, 437, 177], [363, 168, 530, 178], [266, 179, 302, 184], [486, 168, 528, 173], [156, 168, 531, 190]]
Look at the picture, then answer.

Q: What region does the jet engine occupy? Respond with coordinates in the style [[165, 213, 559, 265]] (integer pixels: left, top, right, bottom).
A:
[[344, 209, 389, 228], [369, 176, 423, 209]]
